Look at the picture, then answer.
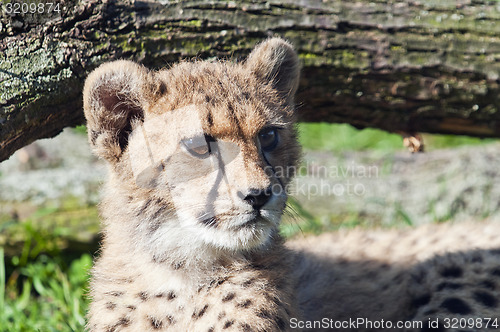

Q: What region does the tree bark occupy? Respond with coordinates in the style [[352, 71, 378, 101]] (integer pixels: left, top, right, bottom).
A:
[[2, 0, 500, 162]]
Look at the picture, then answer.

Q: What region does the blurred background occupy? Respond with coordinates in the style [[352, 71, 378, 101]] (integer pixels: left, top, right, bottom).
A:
[[0, 123, 497, 330]]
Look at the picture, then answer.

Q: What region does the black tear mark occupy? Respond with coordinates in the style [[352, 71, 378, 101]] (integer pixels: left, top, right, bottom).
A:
[[473, 290, 498, 308], [440, 266, 463, 278], [440, 297, 472, 314], [412, 294, 431, 307], [222, 293, 235, 302]]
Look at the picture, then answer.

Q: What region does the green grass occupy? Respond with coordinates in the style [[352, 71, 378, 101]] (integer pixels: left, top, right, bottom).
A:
[[298, 122, 495, 152], [0, 252, 91, 332], [73, 125, 87, 136], [280, 197, 388, 238], [422, 134, 495, 150], [298, 123, 403, 152], [0, 219, 92, 332], [0, 200, 98, 331]]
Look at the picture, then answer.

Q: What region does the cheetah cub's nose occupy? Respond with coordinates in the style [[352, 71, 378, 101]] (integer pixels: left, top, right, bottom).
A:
[[241, 187, 272, 210]]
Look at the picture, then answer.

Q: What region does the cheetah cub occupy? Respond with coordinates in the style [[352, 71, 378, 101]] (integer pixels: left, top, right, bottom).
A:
[[85, 38, 301, 331], [84, 39, 500, 332]]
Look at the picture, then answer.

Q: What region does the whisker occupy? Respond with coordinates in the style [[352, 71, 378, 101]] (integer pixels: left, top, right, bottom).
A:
[[282, 202, 306, 236], [201, 216, 219, 228]]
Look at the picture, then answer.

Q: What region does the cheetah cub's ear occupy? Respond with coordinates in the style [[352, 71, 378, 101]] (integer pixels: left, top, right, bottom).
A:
[[246, 38, 300, 103], [83, 60, 151, 163]]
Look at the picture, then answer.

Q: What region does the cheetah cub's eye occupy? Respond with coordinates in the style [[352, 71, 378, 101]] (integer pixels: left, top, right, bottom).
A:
[[181, 135, 215, 159], [258, 127, 279, 152]]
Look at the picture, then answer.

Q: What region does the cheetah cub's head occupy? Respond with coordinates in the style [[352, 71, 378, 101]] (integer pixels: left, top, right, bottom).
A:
[[83, 38, 300, 254]]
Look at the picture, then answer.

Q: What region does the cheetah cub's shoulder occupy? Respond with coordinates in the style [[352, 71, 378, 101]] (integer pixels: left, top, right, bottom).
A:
[[84, 38, 300, 331], [84, 38, 500, 332]]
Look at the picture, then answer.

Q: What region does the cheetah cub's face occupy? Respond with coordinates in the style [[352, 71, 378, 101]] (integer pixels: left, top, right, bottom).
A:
[[84, 39, 300, 253]]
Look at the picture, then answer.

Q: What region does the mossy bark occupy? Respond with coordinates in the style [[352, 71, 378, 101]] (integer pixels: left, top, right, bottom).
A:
[[2, 0, 500, 161]]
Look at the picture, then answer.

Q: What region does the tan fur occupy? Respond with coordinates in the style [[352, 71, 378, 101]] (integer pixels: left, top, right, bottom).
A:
[[289, 222, 500, 331], [84, 38, 500, 332]]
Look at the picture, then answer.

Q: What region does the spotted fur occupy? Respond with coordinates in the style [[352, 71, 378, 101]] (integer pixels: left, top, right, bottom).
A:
[[84, 38, 500, 331], [289, 222, 500, 331]]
